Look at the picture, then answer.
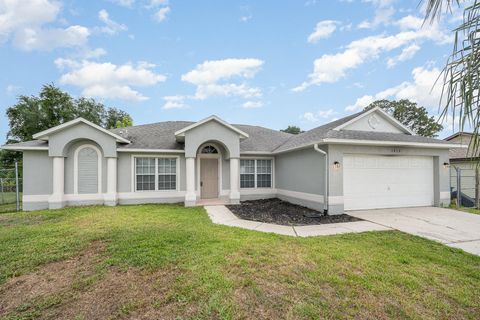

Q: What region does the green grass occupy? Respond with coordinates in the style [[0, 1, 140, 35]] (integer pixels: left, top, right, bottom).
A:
[[458, 207, 480, 215], [0, 192, 21, 213], [1, 204, 480, 319], [449, 204, 480, 215]]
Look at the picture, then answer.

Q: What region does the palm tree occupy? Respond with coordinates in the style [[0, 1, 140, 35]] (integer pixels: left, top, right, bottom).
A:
[[425, 0, 480, 152]]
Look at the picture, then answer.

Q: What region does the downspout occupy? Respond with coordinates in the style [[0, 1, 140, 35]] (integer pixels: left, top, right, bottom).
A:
[[314, 143, 328, 214]]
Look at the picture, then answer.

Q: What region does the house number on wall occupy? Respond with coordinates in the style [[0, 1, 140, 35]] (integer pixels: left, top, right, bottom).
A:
[[391, 148, 401, 153]]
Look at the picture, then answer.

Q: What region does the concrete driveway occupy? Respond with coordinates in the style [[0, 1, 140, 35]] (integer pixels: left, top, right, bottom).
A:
[[349, 207, 480, 256]]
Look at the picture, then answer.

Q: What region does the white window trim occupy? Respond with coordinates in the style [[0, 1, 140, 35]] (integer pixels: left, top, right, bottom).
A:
[[196, 143, 222, 198], [240, 157, 275, 189], [73, 144, 102, 195], [131, 154, 180, 192]]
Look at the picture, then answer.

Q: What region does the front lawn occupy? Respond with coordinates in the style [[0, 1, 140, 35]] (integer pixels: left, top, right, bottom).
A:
[[1, 204, 479, 319]]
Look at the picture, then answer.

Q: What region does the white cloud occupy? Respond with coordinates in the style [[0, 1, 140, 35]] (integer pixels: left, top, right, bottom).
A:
[[0, 0, 59, 37], [307, 20, 338, 43], [5, 84, 21, 94], [162, 95, 187, 109], [148, 0, 168, 7], [386, 43, 420, 68], [14, 25, 90, 51], [242, 101, 263, 108], [57, 60, 167, 102], [0, 0, 91, 51], [358, 0, 396, 29], [346, 66, 443, 112], [110, 0, 135, 7], [163, 58, 265, 110], [154, 6, 170, 22], [294, 18, 452, 91], [346, 95, 376, 112], [301, 109, 336, 122], [98, 9, 127, 35], [395, 15, 423, 30], [54, 57, 81, 69], [240, 15, 252, 22], [181, 58, 264, 100], [81, 47, 107, 59]]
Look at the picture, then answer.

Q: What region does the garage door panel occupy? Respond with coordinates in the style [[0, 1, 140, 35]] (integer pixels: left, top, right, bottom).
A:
[[344, 155, 434, 210]]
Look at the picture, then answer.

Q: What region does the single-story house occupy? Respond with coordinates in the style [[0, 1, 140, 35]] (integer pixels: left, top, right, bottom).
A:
[[445, 132, 479, 202], [3, 106, 457, 214]]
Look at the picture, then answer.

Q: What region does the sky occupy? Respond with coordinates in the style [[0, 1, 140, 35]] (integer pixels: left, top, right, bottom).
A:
[[0, 0, 466, 143]]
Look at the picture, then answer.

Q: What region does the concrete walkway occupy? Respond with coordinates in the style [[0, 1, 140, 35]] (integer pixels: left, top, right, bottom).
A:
[[349, 207, 480, 256], [204, 205, 391, 237]]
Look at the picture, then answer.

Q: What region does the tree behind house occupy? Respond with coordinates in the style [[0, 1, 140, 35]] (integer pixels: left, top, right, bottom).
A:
[[364, 99, 443, 137], [2, 84, 133, 167], [281, 125, 303, 134]]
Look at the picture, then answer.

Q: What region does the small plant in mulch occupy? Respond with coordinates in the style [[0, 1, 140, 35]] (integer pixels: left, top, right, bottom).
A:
[[226, 198, 362, 226]]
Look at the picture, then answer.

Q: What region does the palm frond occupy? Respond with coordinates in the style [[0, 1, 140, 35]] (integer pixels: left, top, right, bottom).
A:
[[435, 0, 480, 161], [423, 0, 459, 22]]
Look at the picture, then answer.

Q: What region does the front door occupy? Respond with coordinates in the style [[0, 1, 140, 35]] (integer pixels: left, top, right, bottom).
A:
[[200, 158, 219, 199]]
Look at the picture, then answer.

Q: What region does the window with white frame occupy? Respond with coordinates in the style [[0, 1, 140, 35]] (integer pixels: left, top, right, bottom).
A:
[[240, 159, 255, 188], [256, 159, 272, 188], [158, 158, 176, 190], [240, 159, 272, 188], [135, 157, 177, 191]]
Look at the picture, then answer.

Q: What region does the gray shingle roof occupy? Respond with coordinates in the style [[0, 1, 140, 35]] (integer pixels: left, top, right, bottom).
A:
[[110, 121, 293, 152], [450, 147, 469, 160], [2, 140, 48, 149], [272, 112, 363, 152], [111, 121, 190, 150], [449, 147, 479, 160], [3, 110, 453, 153], [272, 109, 451, 152]]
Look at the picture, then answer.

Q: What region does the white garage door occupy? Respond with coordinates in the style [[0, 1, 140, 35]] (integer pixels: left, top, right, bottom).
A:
[[343, 154, 434, 210]]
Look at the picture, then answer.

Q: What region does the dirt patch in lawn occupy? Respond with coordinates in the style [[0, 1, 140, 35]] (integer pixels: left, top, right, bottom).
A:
[[46, 267, 184, 320], [0, 241, 106, 315], [227, 198, 361, 226], [0, 241, 186, 320]]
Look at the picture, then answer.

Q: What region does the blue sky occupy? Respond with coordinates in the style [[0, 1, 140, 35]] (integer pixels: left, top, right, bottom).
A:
[[0, 0, 464, 142]]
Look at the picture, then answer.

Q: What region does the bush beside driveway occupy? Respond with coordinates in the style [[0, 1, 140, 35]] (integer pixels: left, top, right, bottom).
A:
[[1, 204, 480, 319]]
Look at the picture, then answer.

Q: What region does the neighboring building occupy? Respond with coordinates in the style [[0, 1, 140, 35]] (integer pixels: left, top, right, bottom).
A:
[[3, 107, 456, 213], [445, 132, 479, 201]]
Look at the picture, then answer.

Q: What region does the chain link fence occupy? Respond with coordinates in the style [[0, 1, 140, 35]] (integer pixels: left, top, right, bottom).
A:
[[451, 164, 479, 208], [0, 162, 22, 213]]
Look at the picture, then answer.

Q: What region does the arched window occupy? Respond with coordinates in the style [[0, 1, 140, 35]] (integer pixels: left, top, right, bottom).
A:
[[201, 145, 218, 154], [74, 145, 102, 194]]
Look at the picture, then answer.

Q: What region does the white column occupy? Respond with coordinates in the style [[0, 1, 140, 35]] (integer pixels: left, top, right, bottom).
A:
[[49, 156, 65, 209], [229, 157, 240, 204], [104, 157, 117, 206], [185, 157, 196, 206]]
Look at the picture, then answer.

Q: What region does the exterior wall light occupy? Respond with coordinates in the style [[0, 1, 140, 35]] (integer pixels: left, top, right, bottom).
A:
[[333, 161, 341, 169], [443, 162, 450, 168]]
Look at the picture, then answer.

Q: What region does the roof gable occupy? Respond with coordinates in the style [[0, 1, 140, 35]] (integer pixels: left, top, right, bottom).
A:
[[333, 107, 414, 135], [32, 118, 130, 143], [174, 115, 249, 139], [444, 132, 473, 146]]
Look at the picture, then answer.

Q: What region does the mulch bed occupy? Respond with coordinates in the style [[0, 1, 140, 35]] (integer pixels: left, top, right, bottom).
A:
[[226, 198, 362, 226]]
